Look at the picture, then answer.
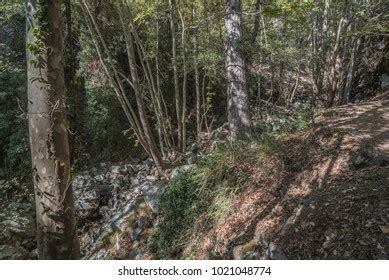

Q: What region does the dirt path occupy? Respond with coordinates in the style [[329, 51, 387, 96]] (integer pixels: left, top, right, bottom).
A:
[[275, 91, 389, 259], [316, 90, 389, 164], [195, 91, 389, 259]]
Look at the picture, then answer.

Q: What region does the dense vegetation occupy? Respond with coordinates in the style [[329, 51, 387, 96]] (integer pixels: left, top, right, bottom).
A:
[[0, 0, 387, 260]]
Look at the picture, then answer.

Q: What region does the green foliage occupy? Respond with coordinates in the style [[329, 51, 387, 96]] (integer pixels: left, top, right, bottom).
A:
[[0, 5, 30, 180], [293, 99, 315, 131], [148, 136, 284, 259], [147, 172, 204, 259], [84, 86, 144, 163]]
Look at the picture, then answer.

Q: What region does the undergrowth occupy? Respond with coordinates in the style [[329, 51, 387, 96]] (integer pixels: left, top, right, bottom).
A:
[[147, 135, 284, 259]]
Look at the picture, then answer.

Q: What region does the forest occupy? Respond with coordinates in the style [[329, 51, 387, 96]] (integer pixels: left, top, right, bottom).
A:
[[0, 0, 388, 260]]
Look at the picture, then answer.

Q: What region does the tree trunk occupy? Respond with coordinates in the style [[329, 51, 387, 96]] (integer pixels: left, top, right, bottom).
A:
[[117, 6, 164, 171], [179, 10, 187, 154], [169, 0, 183, 151], [225, 0, 251, 142], [251, 0, 261, 44], [193, 36, 202, 139], [26, 0, 79, 259], [342, 36, 361, 104]]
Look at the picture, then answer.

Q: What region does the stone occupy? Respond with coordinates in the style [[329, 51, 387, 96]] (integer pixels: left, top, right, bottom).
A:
[[94, 174, 106, 183], [124, 164, 136, 175], [268, 242, 287, 260], [131, 178, 140, 186], [110, 165, 122, 174], [1, 210, 35, 239], [171, 164, 193, 179], [188, 142, 200, 154], [138, 181, 165, 213], [95, 249, 107, 260], [379, 74, 389, 88], [73, 175, 100, 220], [146, 175, 158, 182], [143, 158, 154, 169], [243, 251, 262, 260], [0, 245, 29, 260], [131, 227, 143, 241]]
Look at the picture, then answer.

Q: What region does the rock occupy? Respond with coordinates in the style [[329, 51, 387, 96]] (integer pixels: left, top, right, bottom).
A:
[[95, 249, 107, 260], [73, 175, 100, 220], [0, 245, 29, 260], [138, 181, 165, 213], [146, 175, 158, 182], [124, 164, 136, 176], [1, 209, 35, 239], [188, 142, 200, 154], [131, 178, 140, 186], [143, 158, 154, 169], [268, 242, 287, 260], [110, 165, 122, 174], [243, 251, 262, 260], [379, 74, 389, 88], [171, 164, 193, 179], [94, 174, 106, 183], [131, 227, 142, 241], [135, 253, 144, 260]]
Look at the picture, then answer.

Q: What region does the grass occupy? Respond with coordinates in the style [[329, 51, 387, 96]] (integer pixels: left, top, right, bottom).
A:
[[147, 135, 284, 259]]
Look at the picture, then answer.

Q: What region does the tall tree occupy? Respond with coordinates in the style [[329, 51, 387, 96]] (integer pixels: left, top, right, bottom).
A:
[[80, 0, 165, 171], [169, 0, 183, 152], [225, 0, 251, 142], [26, 0, 79, 259]]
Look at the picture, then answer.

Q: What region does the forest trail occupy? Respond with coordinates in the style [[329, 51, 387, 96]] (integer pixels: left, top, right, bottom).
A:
[[277, 89, 389, 259], [192, 91, 389, 260], [316, 90, 389, 165]]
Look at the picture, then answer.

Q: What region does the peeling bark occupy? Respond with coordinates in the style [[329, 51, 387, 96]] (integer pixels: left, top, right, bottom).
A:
[[26, 0, 79, 259]]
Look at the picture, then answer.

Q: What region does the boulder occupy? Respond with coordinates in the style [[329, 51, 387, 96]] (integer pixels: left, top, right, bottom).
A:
[[0, 245, 29, 260], [73, 175, 100, 220], [138, 180, 165, 213], [1, 209, 35, 239]]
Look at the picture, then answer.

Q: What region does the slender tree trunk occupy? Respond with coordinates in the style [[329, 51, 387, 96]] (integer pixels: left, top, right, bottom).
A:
[[179, 10, 187, 154], [328, 1, 349, 106], [251, 0, 261, 44], [155, 2, 165, 158], [316, 0, 330, 98], [81, 1, 166, 170], [342, 36, 361, 104], [225, 0, 251, 142], [193, 36, 201, 139], [117, 6, 164, 171], [169, 0, 182, 152], [26, 0, 79, 259]]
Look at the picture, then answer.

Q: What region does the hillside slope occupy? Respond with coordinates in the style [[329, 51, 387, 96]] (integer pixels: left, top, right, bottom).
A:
[[161, 91, 389, 260]]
